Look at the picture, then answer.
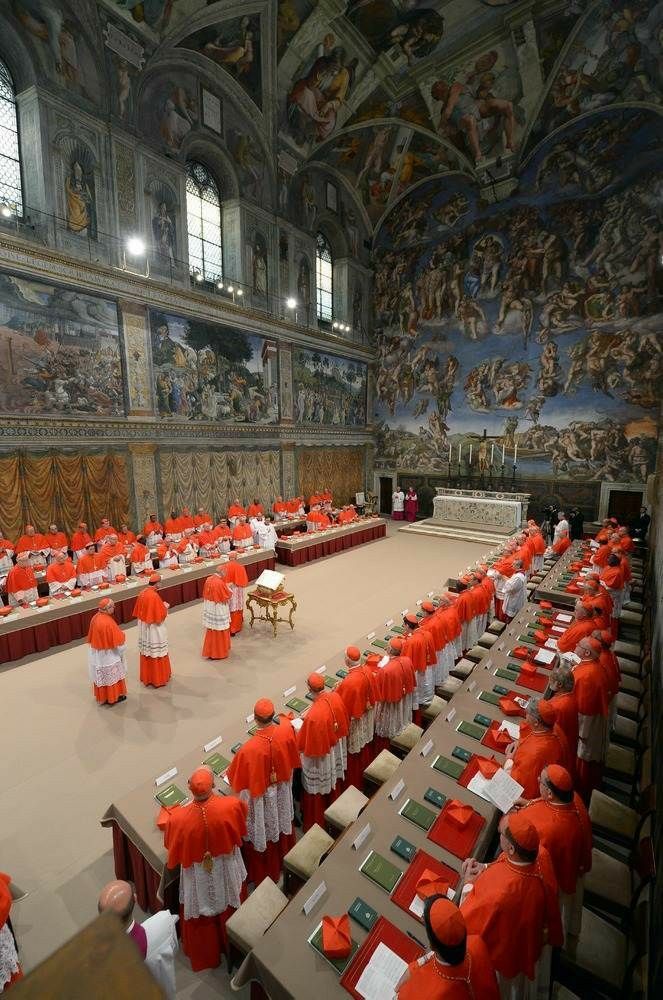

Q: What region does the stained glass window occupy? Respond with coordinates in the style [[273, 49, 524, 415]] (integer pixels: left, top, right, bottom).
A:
[[0, 60, 23, 217]]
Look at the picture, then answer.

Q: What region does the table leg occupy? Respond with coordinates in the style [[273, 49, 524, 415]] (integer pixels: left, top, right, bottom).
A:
[[288, 598, 296, 631], [248, 600, 256, 628], [270, 606, 278, 638]]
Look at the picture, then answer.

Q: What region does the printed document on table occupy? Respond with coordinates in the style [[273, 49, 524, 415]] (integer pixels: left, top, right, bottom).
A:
[[467, 770, 494, 802], [356, 942, 408, 1000], [535, 648, 556, 665]]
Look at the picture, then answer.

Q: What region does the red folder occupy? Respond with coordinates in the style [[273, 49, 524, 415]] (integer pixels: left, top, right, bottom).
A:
[[390, 849, 458, 923], [516, 669, 548, 692], [427, 800, 486, 858], [340, 916, 423, 998], [481, 721, 513, 753]]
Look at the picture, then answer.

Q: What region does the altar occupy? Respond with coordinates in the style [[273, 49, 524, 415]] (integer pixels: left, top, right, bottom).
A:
[[400, 488, 530, 544]]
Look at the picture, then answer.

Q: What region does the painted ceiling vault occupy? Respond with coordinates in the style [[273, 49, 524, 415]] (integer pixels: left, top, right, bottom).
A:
[[41, 0, 654, 245]]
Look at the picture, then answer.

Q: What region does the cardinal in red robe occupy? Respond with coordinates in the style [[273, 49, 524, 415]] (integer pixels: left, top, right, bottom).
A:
[[555, 604, 596, 654], [0, 872, 23, 989], [201, 570, 232, 660], [373, 636, 418, 754], [160, 767, 248, 971], [5, 554, 38, 606], [506, 698, 570, 799], [297, 673, 350, 831], [223, 557, 249, 635], [336, 646, 378, 788], [133, 575, 171, 687], [87, 598, 127, 705]]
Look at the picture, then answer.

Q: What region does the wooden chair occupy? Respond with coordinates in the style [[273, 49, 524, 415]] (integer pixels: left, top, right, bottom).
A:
[[583, 832, 655, 931]]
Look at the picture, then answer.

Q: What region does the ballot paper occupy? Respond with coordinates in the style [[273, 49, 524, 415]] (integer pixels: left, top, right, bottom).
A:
[[409, 893, 426, 918], [552, 626, 566, 635], [290, 717, 304, 731], [356, 942, 408, 1000], [484, 768, 524, 813], [544, 638, 558, 650], [467, 770, 494, 802], [499, 719, 521, 741], [562, 652, 581, 665], [534, 648, 556, 666], [557, 613, 573, 623]]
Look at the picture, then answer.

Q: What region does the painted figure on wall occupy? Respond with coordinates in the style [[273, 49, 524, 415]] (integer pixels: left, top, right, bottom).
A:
[[152, 201, 176, 261], [352, 282, 364, 339], [228, 129, 264, 201], [13, 1, 99, 101], [300, 173, 317, 230], [371, 106, 663, 482], [179, 14, 262, 109], [65, 159, 95, 238], [158, 83, 196, 150], [150, 311, 278, 424], [0, 271, 124, 416], [294, 348, 367, 426], [286, 38, 357, 145], [297, 256, 311, 317], [252, 235, 268, 298]]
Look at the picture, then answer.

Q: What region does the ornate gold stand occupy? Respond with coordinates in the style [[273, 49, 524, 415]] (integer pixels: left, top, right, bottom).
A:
[[246, 590, 297, 638]]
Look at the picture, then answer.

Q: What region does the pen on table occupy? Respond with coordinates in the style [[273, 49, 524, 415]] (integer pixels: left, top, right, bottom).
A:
[[407, 930, 427, 949]]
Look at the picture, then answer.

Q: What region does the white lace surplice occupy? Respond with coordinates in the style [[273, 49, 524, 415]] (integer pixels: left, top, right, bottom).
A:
[[88, 646, 127, 687], [228, 583, 245, 613], [0, 923, 20, 990], [238, 781, 294, 853], [137, 621, 169, 658], [347, 709, 375, 754], [301, 740, 347, 795], [179, 846, 247, 920], [201, 599, 230, 631]]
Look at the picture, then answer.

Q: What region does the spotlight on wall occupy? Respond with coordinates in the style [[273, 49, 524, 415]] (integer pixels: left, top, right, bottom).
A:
[[0, 204, 12, 219], [226, 285, 234, 293], [126, 236, 145, 256], [236, 288, 244, 297], [217, 281, 224, 290], [195, 271, 204, 283], [286, 297, 297, 309]]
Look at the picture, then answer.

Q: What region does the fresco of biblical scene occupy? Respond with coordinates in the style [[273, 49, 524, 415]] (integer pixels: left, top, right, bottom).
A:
[[527, 0, 663, 152], [319, 125, 409, 225], [0, 272, 124, 417], [139, 72, 199, 151], [426, 43, 525, 165], [294, 348, 367, 426], [150, 311, 278, 423], [277, 0, 317, 59], [284, 34, 360, 149], [178, 14, 262, 110], [108, 0, 205, 37], [372, 108, 663, 481], [348, 87, 435, 131], [12, 1, 101, 102], [346, 1, 445, 70]]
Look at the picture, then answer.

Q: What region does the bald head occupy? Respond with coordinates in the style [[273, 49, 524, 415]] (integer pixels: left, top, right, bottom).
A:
[[98, 880, 136, 927], [574, 603, 590, 621]]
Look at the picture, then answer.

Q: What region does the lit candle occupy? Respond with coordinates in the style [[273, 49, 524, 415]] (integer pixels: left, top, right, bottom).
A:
[[502, 443, 505, 464], [458, 443, 462, 461], [514, 442, 518, 464], [449, 443, 452, 461], [490, 444, 494, 463], [468, 444, 473, 464]]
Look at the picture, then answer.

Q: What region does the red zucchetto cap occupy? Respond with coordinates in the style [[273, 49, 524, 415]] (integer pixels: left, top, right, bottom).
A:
[[189, 767, 214, 795], [345, 645, 361, 662], [507, 813, 539, 853], [148, 573, 161, 584], [98, 597, 113, 610], [599, 630, 613, 646], [389, 636, 404, 651], [546, 764, 573, 792], [307, 673, 325, 692], [254, 698, 275, 721], [404, 613, 419, 626], [428, 897, 466, 946], [584, 636, 602, 654], [421, 601, 435, 613]]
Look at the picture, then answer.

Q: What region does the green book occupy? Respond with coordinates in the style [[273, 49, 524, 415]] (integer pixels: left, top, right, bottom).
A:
[[360, 851, 402, 893], [451, 745, 473, 763], [154, 783, 187, 807], [478, 690, 501, 706], [457, 720, 485, 741], [230, 741, 243, 754], [518, 633, 537, 643], [286, 697, 309, 714], [247, 725, 258, 736], [492, 684, 510, 696], [308, 923, 359, 974], [348, 897, 378, 931], [306, 691, 316, 701], [324, 676, 338, 689], [202, 752, 230, 776], [506, 662, 524, 673], [415, 610, 425, 619], [495, 667, 519, 681], [336, 668, 348, 679], [424, 787, 446, 808], [391, 625, 405, 635], [391, 835, 416, 862], [474, 713, 492, 728], [372, 638, 389, 649], [432, 755, 464, 779], [400, 798, 436, 831]]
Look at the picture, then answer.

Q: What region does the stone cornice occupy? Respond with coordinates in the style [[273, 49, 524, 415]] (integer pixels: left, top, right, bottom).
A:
[[0, 234, 374, 363]]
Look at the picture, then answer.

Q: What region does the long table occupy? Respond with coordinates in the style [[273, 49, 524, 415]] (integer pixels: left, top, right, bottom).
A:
[[275, 518, 386, 567], [233, 603, 555, 999], [0, 549, 275, 666], [533, 541, 587, 609]]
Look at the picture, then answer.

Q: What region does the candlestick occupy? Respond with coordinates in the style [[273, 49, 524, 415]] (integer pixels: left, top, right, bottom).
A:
[[490, 443, 494, 463], [468, 443, 473, 464], [458, 443, 462, 461], [502, 443, 505, 464], [513, 442, 518, 464]]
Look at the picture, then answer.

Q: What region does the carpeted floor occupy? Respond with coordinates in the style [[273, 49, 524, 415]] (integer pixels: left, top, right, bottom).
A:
[[0, 522, 487, 997]]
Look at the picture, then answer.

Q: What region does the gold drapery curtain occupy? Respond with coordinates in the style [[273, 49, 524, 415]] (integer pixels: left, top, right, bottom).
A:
[[0, 451, 130, 540], [297, 447, 365, 505], [159, 449, 281, 520]]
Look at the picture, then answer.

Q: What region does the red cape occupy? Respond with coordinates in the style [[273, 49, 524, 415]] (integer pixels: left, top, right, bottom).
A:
[[336, 666, 378, 719], [510, 727, 570, 799], [519, 796, 592, 895], [164, 794, 248, 868], [227, 721, 301, 798], [133, 587, 168, 625], [88, 611, 125, 650], [202, 575, 232, 602], [297, 692, 350, 757]]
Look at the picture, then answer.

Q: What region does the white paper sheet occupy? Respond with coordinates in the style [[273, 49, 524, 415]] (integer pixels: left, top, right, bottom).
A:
[[552, 626, 566, 635], [499, 720, 521, 740], [484, 768, 524, 813], [544, 638, 558, 650], [466, 770, 494, 802], [356, 942, 408, 1000], [409, 893, 425, 918], [535, 648, 556, 665], [556, 613, 573, 623]]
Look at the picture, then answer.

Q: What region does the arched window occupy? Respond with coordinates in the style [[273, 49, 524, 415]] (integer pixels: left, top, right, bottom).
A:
[[186, 161, 222, 281], [0, 59, 23, 216], [316, 231, 333, 323]]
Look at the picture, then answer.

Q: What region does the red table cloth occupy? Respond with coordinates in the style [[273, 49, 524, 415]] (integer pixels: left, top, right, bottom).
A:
[[276, 522, 386, 567]]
